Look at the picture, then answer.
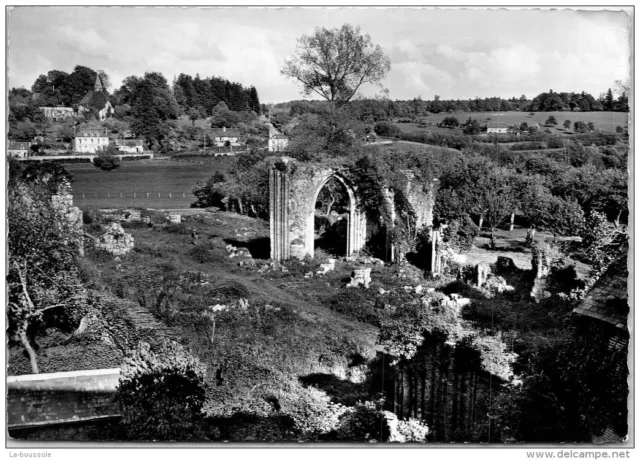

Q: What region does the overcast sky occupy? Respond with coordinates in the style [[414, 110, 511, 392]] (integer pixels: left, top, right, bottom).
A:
[[7, 7, 631, 103]]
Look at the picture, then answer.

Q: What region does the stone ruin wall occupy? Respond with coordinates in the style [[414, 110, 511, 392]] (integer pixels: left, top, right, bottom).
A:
[[270, 161, 366, 261], [269, 159, 436, 265], [7, 368, 121, 440], [52, 180, 84, 257]]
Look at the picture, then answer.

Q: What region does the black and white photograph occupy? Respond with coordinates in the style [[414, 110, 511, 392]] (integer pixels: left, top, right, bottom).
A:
[[5, 4, 633, 454]]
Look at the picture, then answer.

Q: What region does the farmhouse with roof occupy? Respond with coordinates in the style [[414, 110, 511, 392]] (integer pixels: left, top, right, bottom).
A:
[[268, 124, 289, 152], [211, 127, 242, 147], [74, 128, 109, 154], [114, 139, 144, 154], [487, 122, 508, 134], [7, 141, 30, 158]]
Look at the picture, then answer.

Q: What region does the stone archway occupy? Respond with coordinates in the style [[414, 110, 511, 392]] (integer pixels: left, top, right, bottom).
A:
[[269, 158, 439, 268], [269, 160, 366, 261]]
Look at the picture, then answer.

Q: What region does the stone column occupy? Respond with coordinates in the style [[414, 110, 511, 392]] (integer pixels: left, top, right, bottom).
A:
[[269, 169, 290, 261], [380, 188, 396, 262]]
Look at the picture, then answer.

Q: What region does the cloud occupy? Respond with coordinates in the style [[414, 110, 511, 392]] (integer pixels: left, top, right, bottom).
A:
[[57, 25, 112, 59], [6, 8, 631, 102], [437, 43, 541, 90]]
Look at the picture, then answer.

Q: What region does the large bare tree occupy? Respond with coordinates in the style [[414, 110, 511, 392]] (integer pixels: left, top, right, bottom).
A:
[[282, 23, 391, 111]]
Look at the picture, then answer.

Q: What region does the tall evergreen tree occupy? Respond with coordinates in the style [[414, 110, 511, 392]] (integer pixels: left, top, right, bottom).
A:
[[605, 88, 615, 111], [248, 86, 261, 114]]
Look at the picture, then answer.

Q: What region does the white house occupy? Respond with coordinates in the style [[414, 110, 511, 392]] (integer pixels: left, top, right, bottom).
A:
[[268, 124, 289, 152], [114, 139, 144, 153], [211, 127, 242, 147], [268, 133, 289, 152], [74, 128, 109, 154], [8, 141, 30, 158], [41, 106, 76, 121], [487, 122, 509, 134]]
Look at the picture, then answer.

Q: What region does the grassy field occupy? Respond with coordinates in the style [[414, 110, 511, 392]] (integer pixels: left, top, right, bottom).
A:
[[66, 159, 233, 209], [395, 111, 628, 136]]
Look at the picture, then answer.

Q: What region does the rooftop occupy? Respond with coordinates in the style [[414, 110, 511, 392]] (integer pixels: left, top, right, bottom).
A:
[[211, 128, 241, 137], [114, 139, 144, 147], [573, 255, 629, 330], [77, 129, 108, 138]]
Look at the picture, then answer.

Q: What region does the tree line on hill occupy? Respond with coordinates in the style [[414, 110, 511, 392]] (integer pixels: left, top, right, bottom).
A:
[[172, 73, 262, 116], [275, 85, 628, 124], [29, 65, 110, 108]]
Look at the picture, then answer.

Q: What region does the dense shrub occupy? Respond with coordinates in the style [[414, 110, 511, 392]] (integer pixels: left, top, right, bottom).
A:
[[117, 340, 208, 441], [394, 418, 430, 442], [510, 141, 547, 151], [374, 121, 401, 138], [93, 149, 121, 171], [8, 337, 123, 375], [442, 216, 479, 253], [549, 257, 583, 294], [158, 222, 191, 235], [547, 138, 565, 149], [276, 386, 346, 440], [336, 401, 389, 442], [188, 244, 220, 264], [327, 290, 382, 326]]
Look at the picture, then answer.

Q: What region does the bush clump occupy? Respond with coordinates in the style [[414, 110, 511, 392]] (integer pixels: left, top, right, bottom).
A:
[[327, 290, 382, 326], [117, 340, 208, 441], [93, 147, 121, 171]]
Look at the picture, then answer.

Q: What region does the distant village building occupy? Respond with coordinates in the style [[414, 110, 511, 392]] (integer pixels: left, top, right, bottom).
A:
[[211, 127, 241, 147], [74, 128, 109, 154], [78, 74, 113, 121], [40, 106, 76, 121], [7, 141, 30, 158], [487, 122, 509, 134], [114, 139, 144, 153], [268, 124, 289, 152]]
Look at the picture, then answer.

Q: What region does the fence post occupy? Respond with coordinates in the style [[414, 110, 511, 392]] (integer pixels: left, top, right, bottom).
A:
[[158, 193, 160, 198], [107, 192, 110, 198], [120, 192, 122, 198], [183, 192, 185, 198], [82, 192, 85, 199], [169, 193, 172, 199], [134, 192, 136, 198], [147, 193, 149, 199]]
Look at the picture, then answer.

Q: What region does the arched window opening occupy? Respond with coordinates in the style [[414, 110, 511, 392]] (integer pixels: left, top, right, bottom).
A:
[[314, 176, 350, 256]]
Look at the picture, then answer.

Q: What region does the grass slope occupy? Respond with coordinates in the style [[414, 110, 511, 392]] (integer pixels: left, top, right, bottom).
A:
[[395, 111, 628, 136]]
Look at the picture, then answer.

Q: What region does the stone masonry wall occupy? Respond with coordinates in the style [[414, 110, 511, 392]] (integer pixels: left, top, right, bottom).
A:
[[7, 368, 121, 431], [52, 180, 84, 257], [270, 159, 366, 261]]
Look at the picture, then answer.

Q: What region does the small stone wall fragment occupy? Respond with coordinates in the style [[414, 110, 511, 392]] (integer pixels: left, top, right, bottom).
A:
[[317, 258, 336, 275], [95, 223, 134, 256], [475, 262, 491, 287], [347, 268, 371, 288], [167, 213, 182, 224]]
